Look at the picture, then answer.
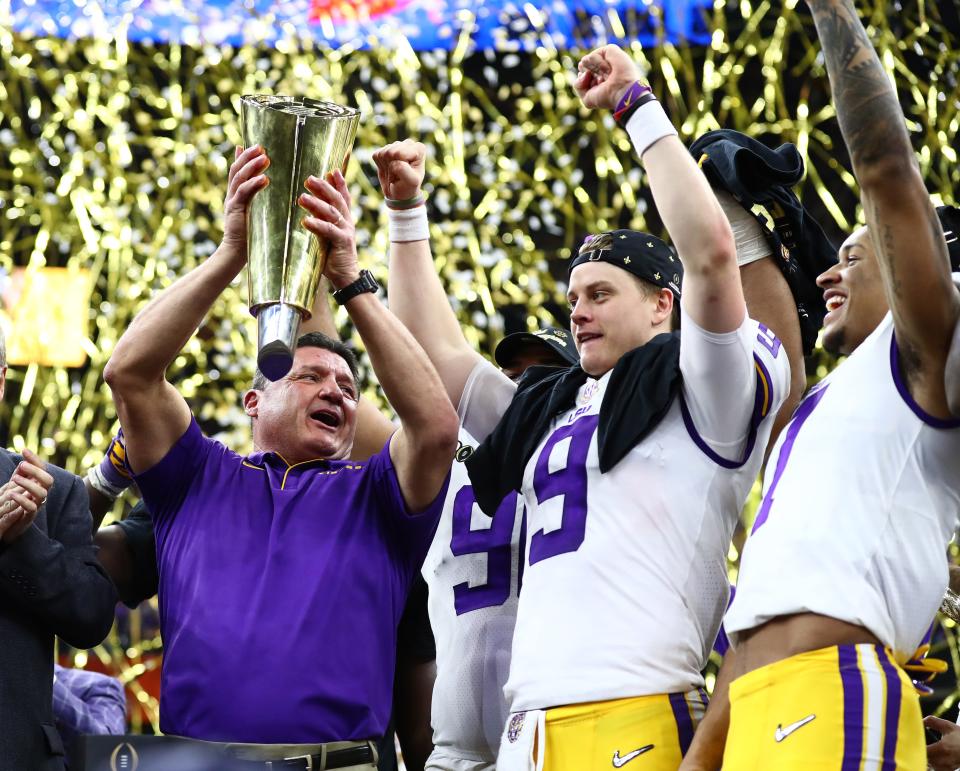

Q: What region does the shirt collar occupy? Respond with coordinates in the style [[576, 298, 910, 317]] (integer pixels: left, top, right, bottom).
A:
[[244, 449, 333, 469]]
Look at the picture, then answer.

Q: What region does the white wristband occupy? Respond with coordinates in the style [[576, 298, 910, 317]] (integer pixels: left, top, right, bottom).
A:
[[625, 100, 679, 159], [714, 188, 772, 267], [85, 464, 125, 500], [387, 205, 429, 243]]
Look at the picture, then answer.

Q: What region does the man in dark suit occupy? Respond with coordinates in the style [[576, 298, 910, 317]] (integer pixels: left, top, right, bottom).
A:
[[0, 333, 118, 770]]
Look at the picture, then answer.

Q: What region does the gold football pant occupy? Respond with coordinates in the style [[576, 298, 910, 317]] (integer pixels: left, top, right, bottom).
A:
[[723, 644, 924, 770], [499, 689, 707, 771]]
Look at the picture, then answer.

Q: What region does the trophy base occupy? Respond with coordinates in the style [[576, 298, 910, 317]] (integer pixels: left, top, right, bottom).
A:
[[256, 303, 303, 381]]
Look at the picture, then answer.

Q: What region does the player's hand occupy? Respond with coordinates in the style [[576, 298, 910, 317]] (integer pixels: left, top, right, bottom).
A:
[[221, 145, 271, 256], [574, 44, 645, 111], [925, 715, 960, 770], [372, 140, 426, 201], [300, 170, 360, 290], [0, 449, 53, 543]]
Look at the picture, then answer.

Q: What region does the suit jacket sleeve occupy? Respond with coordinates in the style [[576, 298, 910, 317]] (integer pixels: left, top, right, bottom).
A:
[[0, 469, 117, 648]]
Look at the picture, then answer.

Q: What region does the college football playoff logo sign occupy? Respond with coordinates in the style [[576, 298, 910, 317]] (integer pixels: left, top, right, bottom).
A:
[[110, 742, 139, 771]]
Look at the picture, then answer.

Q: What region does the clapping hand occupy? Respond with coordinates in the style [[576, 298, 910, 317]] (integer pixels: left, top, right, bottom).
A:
[[0, 449, 53, 543]]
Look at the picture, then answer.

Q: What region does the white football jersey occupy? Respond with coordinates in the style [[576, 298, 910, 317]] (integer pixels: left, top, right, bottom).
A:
[[726, 311, 960, 660], [422, 427, 525, 762], [503, 312, 790, 711]]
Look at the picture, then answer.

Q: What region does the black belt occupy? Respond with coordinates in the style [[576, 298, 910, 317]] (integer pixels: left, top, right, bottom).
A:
[[258, 743, 375, 770]]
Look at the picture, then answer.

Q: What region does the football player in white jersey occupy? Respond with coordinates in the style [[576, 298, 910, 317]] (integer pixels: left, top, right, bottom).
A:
[[375, 136, 582, 771], [679, 2, 960, 770], [374, 42, 794, 768], [419, 327, 576, 771]]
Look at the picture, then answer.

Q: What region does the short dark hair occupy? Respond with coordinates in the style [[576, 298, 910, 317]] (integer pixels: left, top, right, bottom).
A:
[[252, 332, 360, 392]]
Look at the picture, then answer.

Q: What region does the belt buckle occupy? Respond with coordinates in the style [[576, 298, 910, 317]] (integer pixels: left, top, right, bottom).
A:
[[284, 753, 315, 771]]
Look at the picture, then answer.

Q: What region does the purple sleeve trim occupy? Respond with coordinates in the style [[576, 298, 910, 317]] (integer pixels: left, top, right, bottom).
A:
[[754, 356, 775, 423], [679, 354, 770, 469], [889, 335, 960, 429]]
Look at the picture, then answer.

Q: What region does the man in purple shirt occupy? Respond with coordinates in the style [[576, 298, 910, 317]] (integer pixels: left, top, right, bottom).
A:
[[104, 147, 458, 769]]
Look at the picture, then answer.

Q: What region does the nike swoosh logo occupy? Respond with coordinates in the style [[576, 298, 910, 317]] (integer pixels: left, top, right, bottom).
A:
[[775, 714, 816, 742], [612, 745, 654, 767]]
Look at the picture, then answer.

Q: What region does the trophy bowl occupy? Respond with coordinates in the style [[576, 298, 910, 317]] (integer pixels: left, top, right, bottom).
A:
[[240, 95, 360, 381]]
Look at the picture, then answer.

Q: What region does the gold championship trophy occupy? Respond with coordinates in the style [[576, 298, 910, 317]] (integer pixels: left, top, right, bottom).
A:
[[240, 95, 361, 380]]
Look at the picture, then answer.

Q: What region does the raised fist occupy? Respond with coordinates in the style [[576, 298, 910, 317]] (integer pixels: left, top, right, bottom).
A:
[[372, 140, 427, 202], [574, 45, 645, 111]]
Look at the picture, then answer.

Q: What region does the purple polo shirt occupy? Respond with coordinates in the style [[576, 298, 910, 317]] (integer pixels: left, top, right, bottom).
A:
[[135, 418, 445, 743]]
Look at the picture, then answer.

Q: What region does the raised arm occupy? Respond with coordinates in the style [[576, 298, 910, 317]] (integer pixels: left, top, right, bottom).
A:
[[104, 146, 270, 473], [716, 190, 806, 453], [300, 170, 458, 511], [372, 140, 487, 407], [806, 0, 960, 416], [575, 46, 743, 334], [300, 277, 396, 460]]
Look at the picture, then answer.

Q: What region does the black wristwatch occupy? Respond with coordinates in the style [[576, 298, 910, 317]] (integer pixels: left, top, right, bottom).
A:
[[332, 269, 380, 306]]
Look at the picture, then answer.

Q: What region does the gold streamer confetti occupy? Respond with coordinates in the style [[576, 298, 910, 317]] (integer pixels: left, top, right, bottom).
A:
[[0, 0, 957, 727]]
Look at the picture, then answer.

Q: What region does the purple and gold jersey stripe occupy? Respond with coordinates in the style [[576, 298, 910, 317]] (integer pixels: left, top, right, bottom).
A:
[[668, 691, 695, 755], [876, 650, 902, 771], [753, 355, 774, 419], [724, 644, 924, 771], [839, 645, 908, 771], [679, 353, 775, 471], [668, 687, 709, 755], [839, 645, 864, 771]]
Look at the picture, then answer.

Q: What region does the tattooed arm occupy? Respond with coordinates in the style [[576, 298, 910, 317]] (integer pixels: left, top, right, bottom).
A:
[[807, 0, 959, 417]]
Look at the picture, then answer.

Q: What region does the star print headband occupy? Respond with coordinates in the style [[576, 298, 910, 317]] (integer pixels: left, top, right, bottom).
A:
[[568, 229, 683, 300]]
